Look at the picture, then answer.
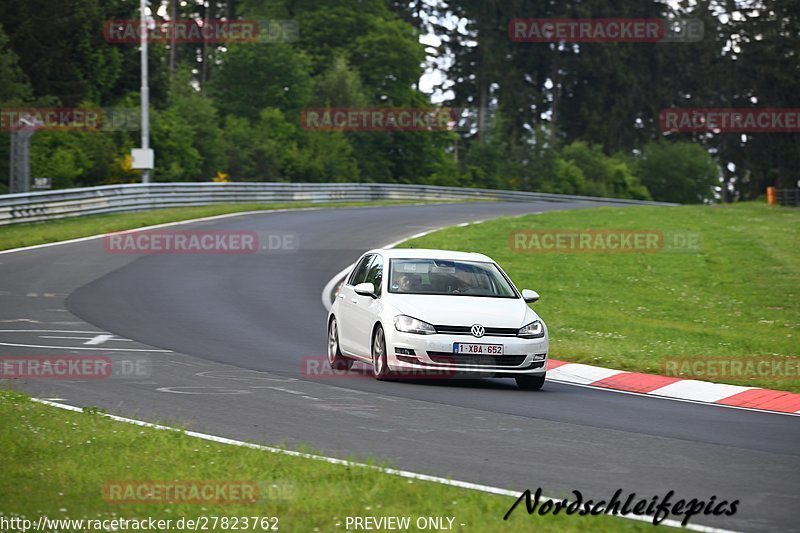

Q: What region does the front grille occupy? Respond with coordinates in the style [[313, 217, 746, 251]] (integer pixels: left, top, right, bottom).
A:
[[426, 352, 528, 367], [433, 325, 519, 337]]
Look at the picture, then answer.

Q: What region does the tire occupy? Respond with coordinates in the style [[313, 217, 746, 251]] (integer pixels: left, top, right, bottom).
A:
[[327, 318, 353, 371], [371, 325, 392, 380], [516, 373, 545, 391]]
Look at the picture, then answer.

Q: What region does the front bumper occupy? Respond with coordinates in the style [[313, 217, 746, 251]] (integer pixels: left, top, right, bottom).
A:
[[385, 329, 548, 377]]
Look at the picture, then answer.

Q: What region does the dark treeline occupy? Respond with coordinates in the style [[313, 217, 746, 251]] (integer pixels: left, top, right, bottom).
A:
[[0, 0, 797, 202]]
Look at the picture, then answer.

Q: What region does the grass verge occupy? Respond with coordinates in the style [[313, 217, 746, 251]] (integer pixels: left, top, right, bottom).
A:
[[399, 202, 800, 392], [0, 389, 654, 532], [0, 200, 473, 252]]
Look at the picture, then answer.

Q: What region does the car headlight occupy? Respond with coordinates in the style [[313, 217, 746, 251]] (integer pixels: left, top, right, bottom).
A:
[[394, 315, 436, 335], [518, 320, 545, 339]]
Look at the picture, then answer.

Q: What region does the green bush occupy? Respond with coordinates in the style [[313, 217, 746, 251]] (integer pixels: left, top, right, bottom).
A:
[[635, 141, 719, 203]]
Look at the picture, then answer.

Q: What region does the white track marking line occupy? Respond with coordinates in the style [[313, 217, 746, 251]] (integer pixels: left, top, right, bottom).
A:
[[0, 341, 171, 352], [0, 329, 106, 334], [39, 336, 98, 340], [0, 329, 172, 352], [265, 386, 307, 395], [83, 334, 116, 345], [30, 398, 742, 533]]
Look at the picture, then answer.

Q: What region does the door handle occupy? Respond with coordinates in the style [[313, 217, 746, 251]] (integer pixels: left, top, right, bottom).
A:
[[338, 294, 345, 299], [351, 298, 358, 304]]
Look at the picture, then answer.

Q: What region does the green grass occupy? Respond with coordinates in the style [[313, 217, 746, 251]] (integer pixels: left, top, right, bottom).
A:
[[0, 199, 473, 252], [399, 202, 800, 392], [0, 389, 653, 532]]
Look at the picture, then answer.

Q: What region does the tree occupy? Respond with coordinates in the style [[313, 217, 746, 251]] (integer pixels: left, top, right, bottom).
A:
[[0, 26, 32, 103], [250, 107, 301, 181], [348, 17, 425, 104], [167, 68, 227, 179], [0, 26, 34, 194], [0, 0, 134, 105], [635, 141, 719, 203], [209, 42, 312, 117], [294, 131, 359, 182], [29, 131, 92, 189], [150, 106, 203, 181]]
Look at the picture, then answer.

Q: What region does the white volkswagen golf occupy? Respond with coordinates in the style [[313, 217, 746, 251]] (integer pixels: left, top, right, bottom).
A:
[[327, 248, 549, 390]]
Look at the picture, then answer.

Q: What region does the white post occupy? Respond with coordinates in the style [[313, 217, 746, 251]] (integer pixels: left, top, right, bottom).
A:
[[140, 0, 151, 183]]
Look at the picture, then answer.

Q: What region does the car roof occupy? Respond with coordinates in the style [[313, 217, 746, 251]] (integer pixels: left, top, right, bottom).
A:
[[365, 248, 494, 262]]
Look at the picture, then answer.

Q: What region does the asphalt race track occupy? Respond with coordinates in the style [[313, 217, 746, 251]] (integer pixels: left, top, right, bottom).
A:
[[2, 201, 798, 532]]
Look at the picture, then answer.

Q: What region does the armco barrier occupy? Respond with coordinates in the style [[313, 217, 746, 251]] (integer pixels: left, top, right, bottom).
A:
[[775, 188, 800, 207], [0, 182, 677, 225]]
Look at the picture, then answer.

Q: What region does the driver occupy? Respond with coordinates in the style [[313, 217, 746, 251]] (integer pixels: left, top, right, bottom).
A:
[[451, 268, 472, 294], [396, 273, 421, 292]]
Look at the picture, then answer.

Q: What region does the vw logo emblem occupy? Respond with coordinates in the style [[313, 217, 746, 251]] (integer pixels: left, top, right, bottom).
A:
[[470, 324, 485, 338]]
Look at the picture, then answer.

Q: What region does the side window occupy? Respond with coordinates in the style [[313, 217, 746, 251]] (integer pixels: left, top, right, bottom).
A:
[[365, 255, 384, 297], [348, 254, 373, 286]]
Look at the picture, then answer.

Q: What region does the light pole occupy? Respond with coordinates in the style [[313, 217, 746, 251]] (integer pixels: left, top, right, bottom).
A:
[[137, 0, 153, 182], [8, 116, 43, 194]]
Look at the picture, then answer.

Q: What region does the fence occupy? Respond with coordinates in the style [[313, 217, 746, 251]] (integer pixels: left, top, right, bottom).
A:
[[775, 188, 800, 207], [0, 182, 677, 226]]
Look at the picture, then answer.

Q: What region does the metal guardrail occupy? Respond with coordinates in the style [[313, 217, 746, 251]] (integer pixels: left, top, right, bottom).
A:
[[775, 189, 800, 207], [0, 182, 678, 225]]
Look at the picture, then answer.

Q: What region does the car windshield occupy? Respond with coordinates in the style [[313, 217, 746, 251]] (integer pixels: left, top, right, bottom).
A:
[[388, 259, 517, 298]]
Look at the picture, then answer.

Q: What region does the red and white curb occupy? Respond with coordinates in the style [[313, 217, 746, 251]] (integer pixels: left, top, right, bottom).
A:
[[547, 359, 800, 416]]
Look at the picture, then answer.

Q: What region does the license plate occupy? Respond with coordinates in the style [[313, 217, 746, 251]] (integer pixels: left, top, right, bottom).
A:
[[453, 343, 504, 355]]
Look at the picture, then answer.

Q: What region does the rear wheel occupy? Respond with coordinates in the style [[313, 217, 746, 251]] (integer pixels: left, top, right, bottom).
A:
[[327, 318, 352, 371], [516, 374, 545, 391], [372, 325, 392, 380]]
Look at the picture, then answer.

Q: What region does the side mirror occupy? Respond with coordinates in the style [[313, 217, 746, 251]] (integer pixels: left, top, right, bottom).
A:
[[354, 282, 377, 298], [522, 289, 540, 303]]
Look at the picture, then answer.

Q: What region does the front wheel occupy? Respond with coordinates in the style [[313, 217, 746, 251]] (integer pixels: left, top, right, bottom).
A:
[[327, 318, 352, 371], [372, 325, 392, 380], [516, 374, 545, 391]]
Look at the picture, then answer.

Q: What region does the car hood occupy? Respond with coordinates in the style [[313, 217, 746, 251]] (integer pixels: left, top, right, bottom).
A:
[[388, 294, 536, 328]]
